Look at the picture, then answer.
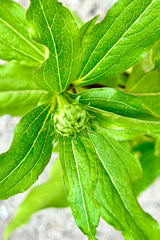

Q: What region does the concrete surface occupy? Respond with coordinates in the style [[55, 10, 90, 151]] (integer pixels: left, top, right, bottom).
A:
[[0, 0, 160, 240]]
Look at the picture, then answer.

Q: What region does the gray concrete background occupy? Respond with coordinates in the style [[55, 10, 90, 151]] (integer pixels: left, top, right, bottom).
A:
[[0, 0, 160, 239]]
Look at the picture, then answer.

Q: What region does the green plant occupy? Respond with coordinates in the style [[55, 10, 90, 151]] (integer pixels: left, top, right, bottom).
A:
[[0, 0, 160, 239]]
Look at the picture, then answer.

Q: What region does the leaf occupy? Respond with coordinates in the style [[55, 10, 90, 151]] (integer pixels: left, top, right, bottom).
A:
[[126, 70, 160, 117], [80, 15, 99, 39], [69, 9, 83, 28], [142, 40, 160, 73], [0, 0, 46, 66], [4, 158, 68, 240], [98, 76, 119, 88], [0, 103, 55, 200], [59, 135, 100, 240], [27, 0, 82, 94], [125, 63, 145, 92], [74, 0, 160, 86], [132, 141, 160, 196], [0, 62, 47, 116], [70, 88, 152, 119], [155, 53, 160, 71], [90, 110, 160, 141], [155, 138, 160, 155], [52, 143, 59, 153], [89, 131, 160, 240], [70, 87, 160, 140]]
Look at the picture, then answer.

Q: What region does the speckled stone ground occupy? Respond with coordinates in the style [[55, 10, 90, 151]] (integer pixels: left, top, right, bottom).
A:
[[0, 0, 160, 240]]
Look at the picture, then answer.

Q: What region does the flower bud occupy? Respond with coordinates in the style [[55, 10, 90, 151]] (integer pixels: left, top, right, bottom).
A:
[[54, 104, 89, 137]]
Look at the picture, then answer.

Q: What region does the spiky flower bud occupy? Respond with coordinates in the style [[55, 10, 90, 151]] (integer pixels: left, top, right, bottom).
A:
[[54, 104, 89, 137]]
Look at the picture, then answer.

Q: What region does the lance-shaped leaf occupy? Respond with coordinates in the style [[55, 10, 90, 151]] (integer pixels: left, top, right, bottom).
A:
[[4, 158, 69, 240], [69, 9, 83, 28], [126, 70, 160, 117], [132, 141, 160, 196], [80, 16, 99, 39], [0, 62, 47, 116], [74, 0, 160, 86], [27, 0, 82, 94], [59, 135, 100, 240], [0, 103, 55, 200], [90, 110, 160, 141], [70, 88, 152, 119], [0, 0, 46, 66], [89, 132, 160, 240]]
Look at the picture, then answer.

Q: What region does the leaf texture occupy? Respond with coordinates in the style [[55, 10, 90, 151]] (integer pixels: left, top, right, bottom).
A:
[[59, 135, 100, 240], [4, 158, 68, 240], [90, 110, 160, 141], [80, 15, 99, 39], [0, 0, 46, 66], [0, 103, 55, 199], [27, 0, 82, 93], [89, 131, 160, 240], [133, 141, 160, 196], [71, 88, 152, 119], [126, 70, 160, 117], [142, 40, 160, 72], [74, 0, 160, 86], [0, 62, 47, 116]]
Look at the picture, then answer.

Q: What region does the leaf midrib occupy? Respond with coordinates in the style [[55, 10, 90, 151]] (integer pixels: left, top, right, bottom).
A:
[[0, 17, 45, 58], [0, 104, 51, 185], [78, 0, 133, 78], [88, 132, 150, 240], [79, 97, 146, 115], [38, 0, 62, 92], [71, 140, 94, 238], [82, 15, 160, 83], [79, 0, 156, 81], [3, 124, 51, 197], [0, 38, 43, 64]]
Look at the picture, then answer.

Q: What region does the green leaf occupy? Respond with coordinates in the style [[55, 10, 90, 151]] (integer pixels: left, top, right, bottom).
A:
[[59, 135, 100, 240], [70, 88, 152, 119], [97, 76, 119, 88], [0, 0, 46, 66], [125, 64, 145, 92], [97, 72, 129, 89], [4, 158, 68, 240], [89, 132, 160, 240], [52, 143, 58, 153], [142, 40, 160, 72], [132, 141, 160, 196], [90, 110, 160, 141], [155, 53, 160, 71], [69, 9, 83, 28], [155, 138, 160, 155], [27, 0, 82, 94], [126, 70, 160, 117], [0, 62, 47, 116], [74, 0, 160, 86], [80, 15, 99, 39], [0, 103, 55, 200]]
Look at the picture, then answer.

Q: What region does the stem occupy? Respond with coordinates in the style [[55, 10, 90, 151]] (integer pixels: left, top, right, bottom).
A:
[[56, 93, 70, 109]]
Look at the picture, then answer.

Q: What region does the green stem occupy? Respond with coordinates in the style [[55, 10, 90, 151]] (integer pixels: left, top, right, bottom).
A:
[[57, 94, 70, 109]]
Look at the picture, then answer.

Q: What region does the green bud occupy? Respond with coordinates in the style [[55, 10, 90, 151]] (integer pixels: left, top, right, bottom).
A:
[[54, 104, 89, 137]]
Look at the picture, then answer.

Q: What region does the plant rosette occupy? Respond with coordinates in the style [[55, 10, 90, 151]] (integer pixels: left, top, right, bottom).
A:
[[0, 0, 160, 240]]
